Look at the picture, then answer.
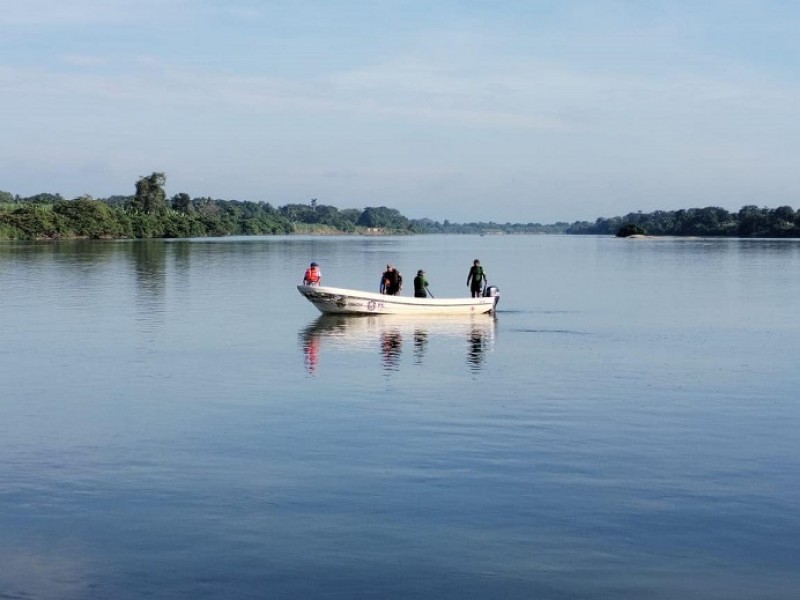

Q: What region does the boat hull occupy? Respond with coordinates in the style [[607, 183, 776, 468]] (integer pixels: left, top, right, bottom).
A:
[[297, 285, 498, 315]]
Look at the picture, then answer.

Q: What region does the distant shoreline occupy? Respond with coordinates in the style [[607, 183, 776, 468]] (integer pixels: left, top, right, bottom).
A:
[[3, 183, 799, 240]]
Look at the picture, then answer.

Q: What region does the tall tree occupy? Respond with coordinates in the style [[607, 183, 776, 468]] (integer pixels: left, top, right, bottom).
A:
[[131, 172, 167, 214], [356, 206, 409, 229], [171, 192, 193, 213]]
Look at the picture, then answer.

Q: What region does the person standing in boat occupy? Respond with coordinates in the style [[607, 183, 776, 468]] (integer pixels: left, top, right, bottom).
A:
[[381, 264, 403, 295], [413, 269, 429, 298], [303, 261, 321, 286], [379, 264, 390, 294], [466, 259, 486, 297]]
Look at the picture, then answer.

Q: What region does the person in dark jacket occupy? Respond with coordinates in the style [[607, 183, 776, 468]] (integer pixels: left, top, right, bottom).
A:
[[381, 264, 403, 295], [466, 259, 486, 297], [413, 269, 429, 298]]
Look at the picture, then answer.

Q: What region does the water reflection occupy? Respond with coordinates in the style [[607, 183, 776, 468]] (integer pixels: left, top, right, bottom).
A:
[[413, 329, 428, 365], [131, 241, 166, 304], [304, 333, 321, 374], [299, 314, 496, 375], [381, 330, 403, 371], [126, 241, 167, 340], [467, 323, 491, 371]]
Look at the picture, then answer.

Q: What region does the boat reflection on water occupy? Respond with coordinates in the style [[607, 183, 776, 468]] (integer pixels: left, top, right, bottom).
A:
[[467, 322, 492, 372], [381, 329, 403, 371], [299, 314, 497, 375]]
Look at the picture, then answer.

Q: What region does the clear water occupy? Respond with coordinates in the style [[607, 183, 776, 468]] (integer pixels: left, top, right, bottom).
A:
[[1, 235, 799, 599]]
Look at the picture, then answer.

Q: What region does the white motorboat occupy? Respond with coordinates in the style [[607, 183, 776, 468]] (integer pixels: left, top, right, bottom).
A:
[[297, 284, 500, 315]]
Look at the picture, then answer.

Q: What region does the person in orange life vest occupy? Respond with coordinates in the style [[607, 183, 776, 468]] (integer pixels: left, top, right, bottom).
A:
[[303, 262, 322, 286]]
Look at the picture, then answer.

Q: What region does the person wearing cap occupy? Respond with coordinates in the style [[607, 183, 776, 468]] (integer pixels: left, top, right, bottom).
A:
[[380, 264, 403, 295], [303, 261, 322, 286], [466, 259, 487, 297], [413, 269, 429, 298]]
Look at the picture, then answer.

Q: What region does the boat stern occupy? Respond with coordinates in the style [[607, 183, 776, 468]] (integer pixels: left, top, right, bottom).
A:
[[483, 285, 500, 311]]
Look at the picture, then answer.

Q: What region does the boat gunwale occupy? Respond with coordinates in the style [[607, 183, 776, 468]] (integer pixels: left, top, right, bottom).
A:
[[297, 285, 495, 307]]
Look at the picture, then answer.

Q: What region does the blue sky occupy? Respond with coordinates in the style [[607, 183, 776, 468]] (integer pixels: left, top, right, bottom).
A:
[[1, 0, 799, 223]]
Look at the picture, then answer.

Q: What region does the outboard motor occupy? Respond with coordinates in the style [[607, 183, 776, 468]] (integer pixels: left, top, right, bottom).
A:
[[483, 285, 500, 298], [483, 285, 500, 310]]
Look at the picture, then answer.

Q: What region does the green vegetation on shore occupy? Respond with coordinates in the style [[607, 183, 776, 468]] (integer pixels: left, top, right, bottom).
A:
[[568, 206, 800, 238], [0, 173, 566, 240], [2, 173, 799, 239]]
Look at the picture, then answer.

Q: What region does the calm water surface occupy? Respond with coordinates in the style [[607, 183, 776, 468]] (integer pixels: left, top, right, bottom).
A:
[[1, 235, 799, 599]]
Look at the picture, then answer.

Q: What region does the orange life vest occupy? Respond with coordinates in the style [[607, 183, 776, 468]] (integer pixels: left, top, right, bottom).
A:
[[304, 267, 321, 284]]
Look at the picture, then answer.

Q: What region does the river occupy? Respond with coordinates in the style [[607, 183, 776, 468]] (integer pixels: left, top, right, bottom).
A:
[[1, 235, 799, 599]]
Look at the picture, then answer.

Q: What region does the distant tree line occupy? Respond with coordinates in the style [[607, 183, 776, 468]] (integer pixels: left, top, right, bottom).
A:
[[0, 173, 417, 240], [566, 205, 800, 238], [408, 219, 570, 234], [3, 175, 798, 239], [0, 172, 571, 240]]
